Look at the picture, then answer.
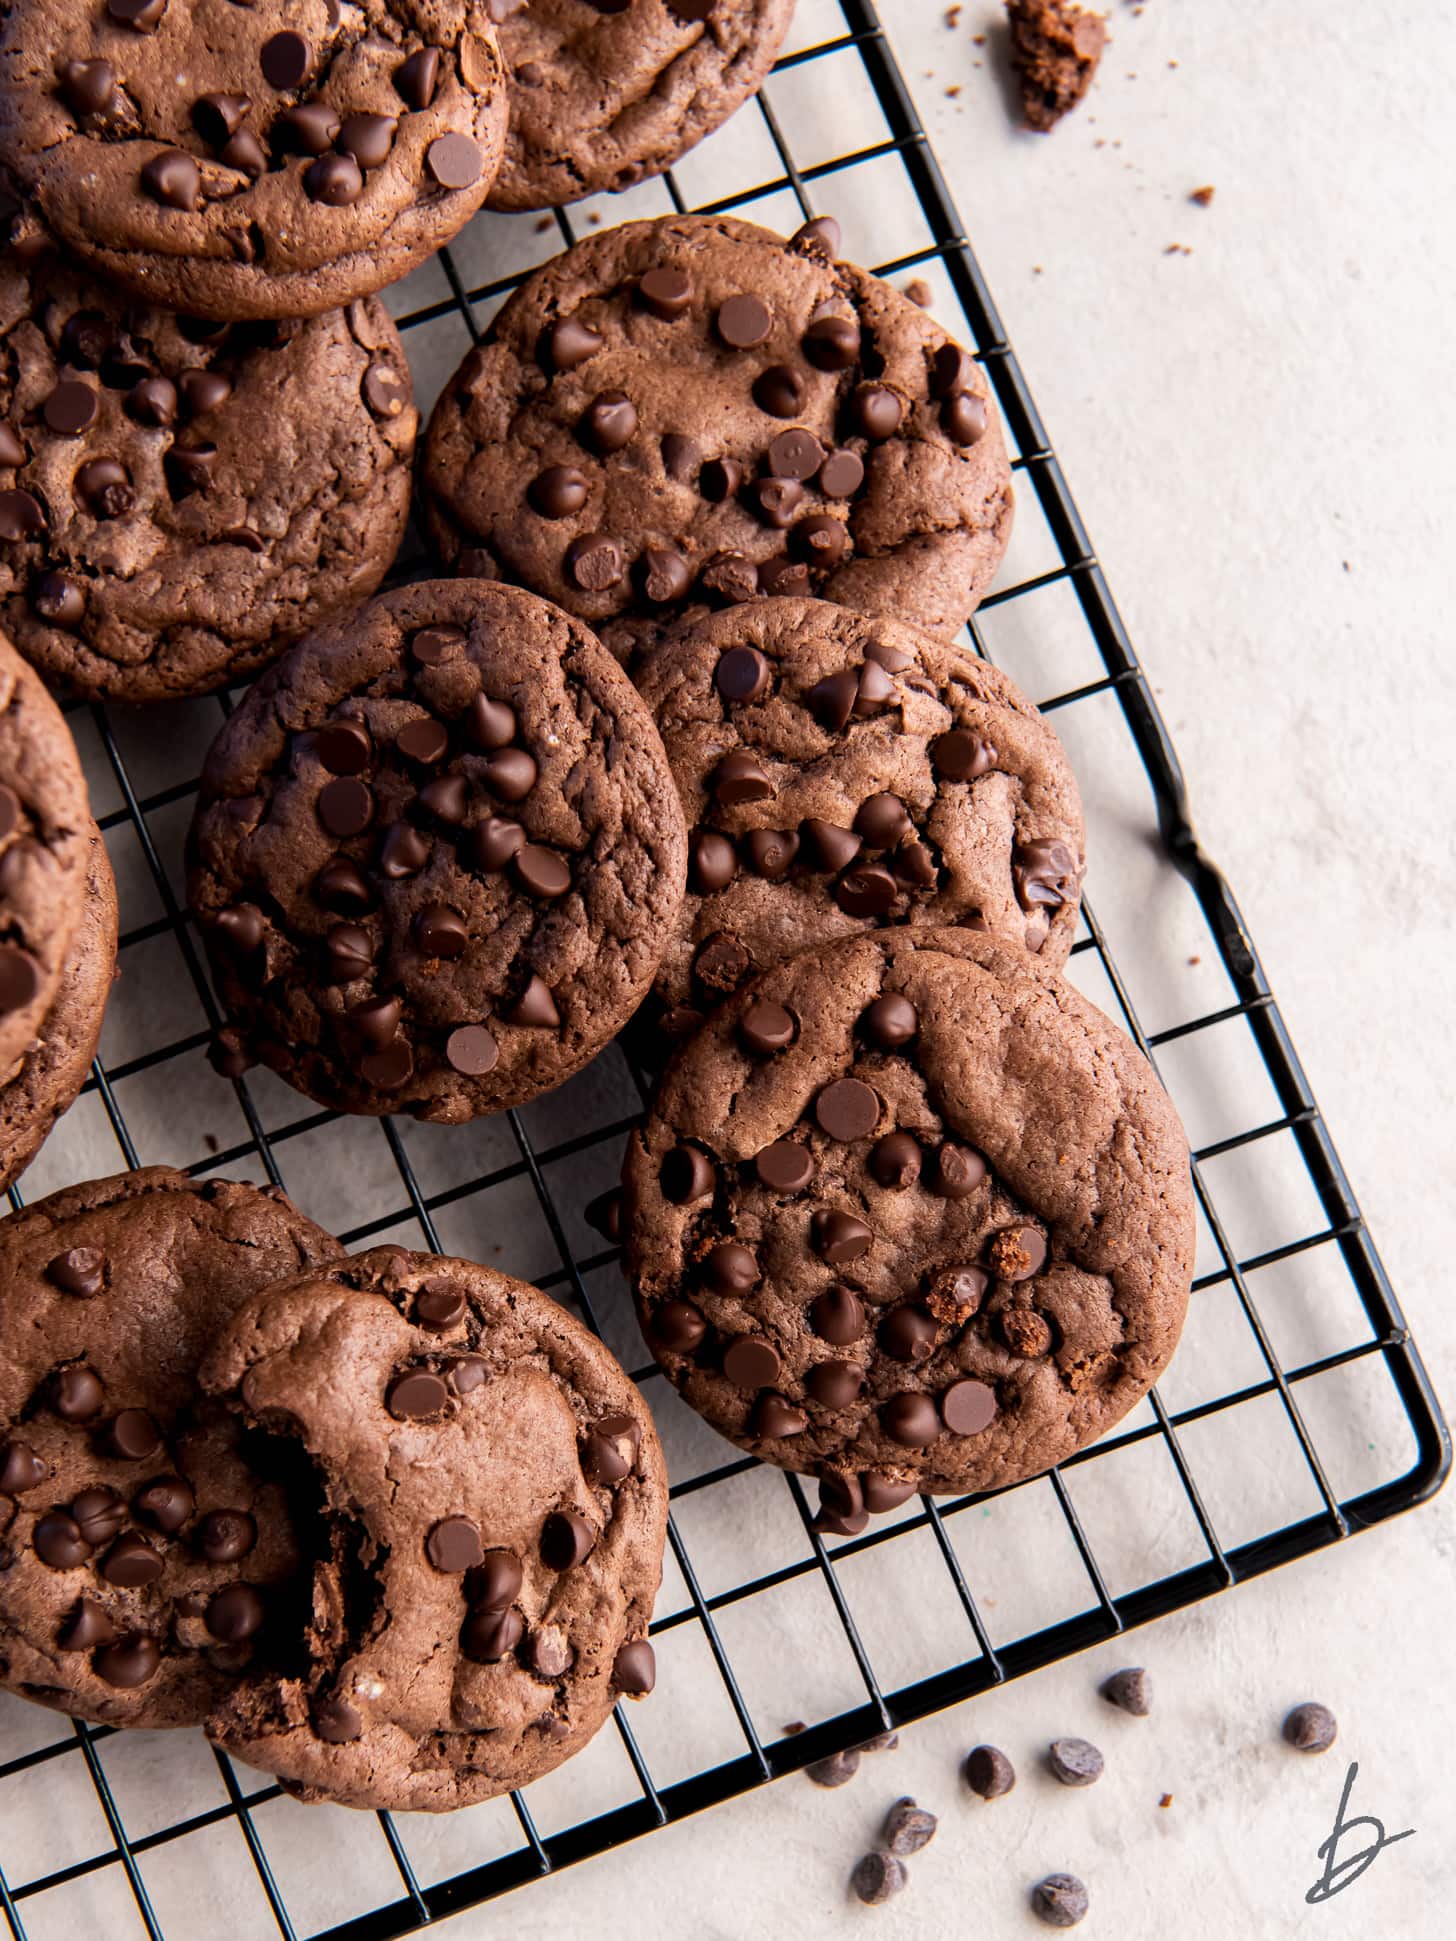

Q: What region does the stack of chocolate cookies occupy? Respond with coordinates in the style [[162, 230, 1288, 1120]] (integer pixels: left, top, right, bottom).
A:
[[0, 1, 1196, 1819]]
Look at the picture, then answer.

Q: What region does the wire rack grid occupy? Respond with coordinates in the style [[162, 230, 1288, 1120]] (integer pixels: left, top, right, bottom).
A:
[[0, 3, 1448, 1937]]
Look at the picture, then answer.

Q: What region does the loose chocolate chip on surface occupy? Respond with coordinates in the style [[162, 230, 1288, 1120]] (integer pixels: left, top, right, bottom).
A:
[[613, 1638, 656, 1695], [1101, 1666, 1151, 1715], [810, 1284, 865, 1345], [806, 1746, 860, 1787], [47, 1247, 105, 1297], [395, 46, 441, 110], [882, 1796, 938, 1856], [965, 1743, 1016, 1798], [1032, 1875, 1089, 1929], [427, 1516, 485, 1573], [860, 994, 918, 1048], [313, 1695, 364, 1743], [717, 294, 772, 348], [1282, 1702, 1338, 1753], [722, 1336, 782, 1389], [1048, 1737, 1104, 1787], [850, 1852, 907, 1907]]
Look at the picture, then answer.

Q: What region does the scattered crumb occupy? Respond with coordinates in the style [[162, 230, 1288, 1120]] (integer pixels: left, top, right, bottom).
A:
[[904, 278, 934, 308], [783, 1720, 807, 1736], [1006, 0, 1109, 133], [587, 211, 602, 225], [533, 215, 553, 233], [1163, 242, 1193, 255], [203, 1132, 219, 1153], [1187, 955, 1201, 967], [945, 3, 962, 25], [1032, 264, 1044, 274], [1342, 560, 1351, 572], [1189, 184, 1215, 206], [1160, 1792, 1174, 1809], [1168, 57, 1179, 68], [945, 84, 962, 98], [973, 32, 987, 44]]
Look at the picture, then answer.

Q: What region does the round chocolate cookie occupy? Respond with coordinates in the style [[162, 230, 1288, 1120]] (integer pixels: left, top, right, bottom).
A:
[[420, 213, 1013, 658], [622, 930, 1194, 1509], [198, 1246, 668, 1812], [633, 598, 1084, 1043], [0, 1, 508, 321], [0, 626, 91, 1074], [0, 833, 117, 1193], [187, 579, 688, 1120], [1, 252, 416, 703], [487, 0, 795, 213], [0, 1168, 343, 1729]]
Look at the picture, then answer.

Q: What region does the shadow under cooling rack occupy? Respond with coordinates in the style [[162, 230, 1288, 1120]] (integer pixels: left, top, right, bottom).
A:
[[0, 4, 1447, 1938]]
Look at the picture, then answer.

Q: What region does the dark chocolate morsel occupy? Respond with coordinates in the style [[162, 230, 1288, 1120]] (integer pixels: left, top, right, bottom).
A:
[[426, 1516, 485, 1573], [810, 1284, 864, 1345], [811, 1209, 873, 1264], [738, 998, 795, 1055], [880, 1392, 941, 1447], [941, 1379, 998, 1436], [660, 1144, 714, 1204], [613, 1639, 656, 1695]]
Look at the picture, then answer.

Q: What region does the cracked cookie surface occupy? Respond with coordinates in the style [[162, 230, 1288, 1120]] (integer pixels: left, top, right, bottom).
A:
[[622, 930, 1194, 1506], [198, 1246, 668, 1813], [1, 251, 416, 702], [188, 578, 687, 1120], [421, 213, 1014, 658], [0, 1168, 343, 1729], [0, 0, 507, 320], [632, 597, 1084, 1043], [487, 0, 794, 213]]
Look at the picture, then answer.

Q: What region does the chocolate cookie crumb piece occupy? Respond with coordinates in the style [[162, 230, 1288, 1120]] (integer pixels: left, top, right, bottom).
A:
[[806, 1747, 861, 1787], [861, 1728, 900, 1752], [1006, 0, 1107, 132], [1159, 1792, 1174, 1809], [851, 1852, 907, 1907], [1190, 185, 1216, 207], [882, 1797, 937, 1856], [1282, 1702, 1338, 1753], [1101, 1666, 1151, 1715], [1031, 1874, 1089, 1928], [965, 1743, 1016, 1798]]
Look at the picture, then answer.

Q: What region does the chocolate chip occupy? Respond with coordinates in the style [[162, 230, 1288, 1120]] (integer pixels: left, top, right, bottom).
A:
[[0, 1440, 44, 1493], [582, 390, 638, 454], [862, 1472, 917, 1513], [748, 477, 803, 529], [882, 1797, 938, 1856], [1013, 838, 1081, 912], [964, 1742, 1016, 1798], [57, 1599, 116, 1651], [851, 385, 904, 440], [640, 546, 692, 603], [316, 719, 372, 775], [834, 862, 898, 917], [1048, 1737, 1103, 1786], [549, 316, 604, 371], [1000, 1307, 1053, 1357], [761, 555, 811, 593], [133, 1476, 193, 1534], [108, 1409, 161, 1461], [714, 749, 774, 804], [880, 1302, 938, 1364], [819, 447, 865, 496], [754, 365, 806, 418], [814, 1078, 880, 1142], [301, 146, 361, 204], [565, 533, 624, 591], [811, 1209, 873, 1263], [792, 512, 848, 567], [752, 1393, 808, 1438], [470, 817, 526, 873], [1283, 1702, 1338, 1753], [410, 901, 465, 959], [987, 1224, 1048, 1282], [508, 975, 560, 1027], [928, 1142, 986, 1199], [427, 1516, 484, 1573], [75, 457, 133, 517], [313, 1695, 363, 1743], [0, 946, 40, 1018], [141, 150, 200, 211], [378, 821, 431, 876], [810, 1284, 864, 1344], [806, 667, 860, 731], [316, 776, 372, 839], [639, 267, 692, 318], [61, 58, 117, 115], [126, 375, 177, 427], [394, 46, 441, 110], [702, 1241, 758, 1295], [94, 1633, 160, 1688], [738, 998, 795, 1055], [527, 1625, 573, 1678], [689, 829, 737, 893], [942, 1379, 997, 1436], [715, 645, 772, 703], [46, 1246, 105, 1297], [207, 1583, 264, 1643], [445, 1025, 499, 1075], [314, 856, 374, 912], [792, 214, 842, 258], [651, 1298, 707, 1354], [101, 1531, 162, 1587], [0, 489, 45, 540], [467, 1550, 523, 1610], [0, 424, 23, 467], [722, 1337, 782, 1391], [427, 132, 483, 188], [805, 1360, 863, 1407], [1101, 1666, 1151, 1715], [661, 1144, 714, 1204], [744, 828, 798, 879], [755, 1140, 814, 1193], [338, 112, 397, 169], [613, 1638, 656, 1695], [387, 1370, 449, 1419], [767, 428, 825, 480], [1032, 1875, 1089, 1929], [52, 1365, 103, 1421], [165, 438, 217, 498], [932, 729, 996, 783], [806, 1747, 860, 1787], [541, 1510, 596, 1571], [260, 28, 312, 88], [850, 1853, 906, 1907], [461, 1606, 524, 1663], [582, 1412, 641, 1485], [881, 1392, 940, 1446], [43, 379, 98, 435], [192, 90, 251, 148], [794, 822, 858, 877], [586, 1189, 624, 1241], [853, 792, 912, 847], [34, 1512, 90, 1569], [717, 294, 772, 348], [448, 1354, 485, 1392], [513, 843, 571, 900], [699, 455, 741, 502], [927, 1268, 987, 1324], [804, 315, 858, 371]]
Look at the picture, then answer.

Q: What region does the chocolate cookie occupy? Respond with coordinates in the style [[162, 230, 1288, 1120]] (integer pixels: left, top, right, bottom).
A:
[[632, 598, 1084, 1042], [487, 0, 795, 213], [420, 213, 1014, 658], [188, 579, 687, 1120], [198, 1246, 668, 1812], [621, 930, 1194, 1510], [0, 1168, 343, 1729], [0, 626, 92, 1074], [0, 1, 508, 321], [1, 252, 416, 703], [0, 834, 117, 1194]]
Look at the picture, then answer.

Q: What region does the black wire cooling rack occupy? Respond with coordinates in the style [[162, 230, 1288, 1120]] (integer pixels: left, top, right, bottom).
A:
[[2, 4, 1449, 1936]]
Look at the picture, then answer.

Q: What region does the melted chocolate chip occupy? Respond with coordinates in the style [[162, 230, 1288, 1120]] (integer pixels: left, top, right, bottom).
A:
[[689, 828, 737, 893], [427, 1515, 485, 1573], [881, 1392, 941, 1447], [47, 1247, 105, 1297], [929, 1142, 987, 1199], [650, 1299, 706, 1353], [723, 1336, 782, 1389], [394, 46, 441, 111]]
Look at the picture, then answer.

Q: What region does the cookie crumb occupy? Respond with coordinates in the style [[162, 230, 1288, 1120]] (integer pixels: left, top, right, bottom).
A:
[[945, 4, 962, 25], [904, 278, 934, 308], [1190, 184, 1216, 206], [533, 215, 553, 233], [1006, 0, 1108, 132], [1159, 1791, 1174, 1808], [807, 1747, 862, 1787], [946, 84, 963, 98]]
